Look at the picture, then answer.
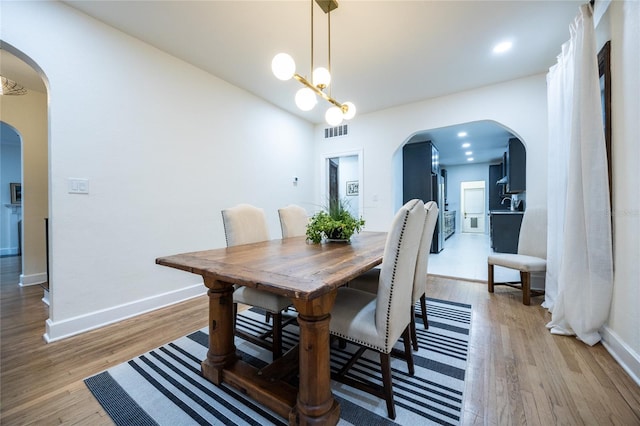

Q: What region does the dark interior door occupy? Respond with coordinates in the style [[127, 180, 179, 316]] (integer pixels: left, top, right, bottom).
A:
[[329, 159, 339, 211]]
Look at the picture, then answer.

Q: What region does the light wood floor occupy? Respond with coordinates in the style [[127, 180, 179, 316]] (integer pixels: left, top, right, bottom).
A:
[[1, 255, 639, 425]]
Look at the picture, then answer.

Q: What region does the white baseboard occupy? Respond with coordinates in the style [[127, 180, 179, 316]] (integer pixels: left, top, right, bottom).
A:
[[20, 272, 47, 287], [601, 325, 640, 387], [43, 283, 206, 343]]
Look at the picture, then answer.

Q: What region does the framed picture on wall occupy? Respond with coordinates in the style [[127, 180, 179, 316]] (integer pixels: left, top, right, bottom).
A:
[[346, 180, 359, 196], [10, 183, 21, 205]]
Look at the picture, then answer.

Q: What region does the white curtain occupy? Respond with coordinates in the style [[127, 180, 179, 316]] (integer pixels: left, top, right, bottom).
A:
[[544, 4, 613, 346]]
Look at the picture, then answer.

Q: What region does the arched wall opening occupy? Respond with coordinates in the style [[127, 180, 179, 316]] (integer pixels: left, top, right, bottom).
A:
[[0, 44, 50, 302], [392, 119, 525, 214], [391, 119, 527, 281]]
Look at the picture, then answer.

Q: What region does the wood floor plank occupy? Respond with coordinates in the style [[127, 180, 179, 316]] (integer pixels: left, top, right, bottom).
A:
[[524, 363, 555, 426], [1, 256, 639, 425]]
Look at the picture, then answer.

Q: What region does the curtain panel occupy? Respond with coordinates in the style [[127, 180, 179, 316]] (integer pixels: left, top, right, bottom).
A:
[[544, 4, 613, 346]]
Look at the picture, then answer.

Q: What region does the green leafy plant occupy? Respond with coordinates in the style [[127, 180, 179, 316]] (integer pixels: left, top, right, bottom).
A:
[[306, 199, 365, 243]]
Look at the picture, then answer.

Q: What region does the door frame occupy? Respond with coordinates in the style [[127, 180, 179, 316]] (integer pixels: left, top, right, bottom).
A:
[[320, 149, 364, 217], [460, 180, 486, 233]]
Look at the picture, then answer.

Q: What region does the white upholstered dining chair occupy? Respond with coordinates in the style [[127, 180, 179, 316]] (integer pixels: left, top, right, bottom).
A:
[[348, 201, 439, 351], [277, 204, 309, 238], [410, 201, 438, 343], [329, 199, 426, 420], [221, 203, 292, 359], [488, 208, 547, 305]]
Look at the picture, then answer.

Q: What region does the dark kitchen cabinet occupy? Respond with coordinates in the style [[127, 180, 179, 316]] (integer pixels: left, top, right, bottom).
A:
[[490, 212, 524, 253], [403, 141, 438, 204], [505, 138, 526, 194], [403, 141, 444, 253]]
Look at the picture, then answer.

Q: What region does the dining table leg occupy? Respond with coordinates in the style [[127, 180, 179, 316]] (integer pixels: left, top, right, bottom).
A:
[[201, 278, 237, 385], [290, 290, 340, 426]]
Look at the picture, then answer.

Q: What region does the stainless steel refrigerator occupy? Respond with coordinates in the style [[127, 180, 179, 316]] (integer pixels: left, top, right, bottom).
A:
[[430, 173, 445, 253], [402, 141, 445, 253]]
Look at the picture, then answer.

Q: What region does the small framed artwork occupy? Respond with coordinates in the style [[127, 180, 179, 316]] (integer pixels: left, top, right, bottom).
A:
[[346, 180, 359, 196], [10, 183, 21, 205]]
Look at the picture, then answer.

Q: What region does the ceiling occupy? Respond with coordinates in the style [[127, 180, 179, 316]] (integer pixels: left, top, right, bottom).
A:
[[2, 0, 582, 164], [409, 120, 513, 166]]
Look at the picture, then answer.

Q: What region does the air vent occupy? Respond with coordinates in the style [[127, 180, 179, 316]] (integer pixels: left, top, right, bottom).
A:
[[324, 124, 348, 139]]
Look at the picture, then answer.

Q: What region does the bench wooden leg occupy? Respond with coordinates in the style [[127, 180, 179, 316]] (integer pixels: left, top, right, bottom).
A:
[[521, 271, 531, 305], [488, 263, 495, 293]]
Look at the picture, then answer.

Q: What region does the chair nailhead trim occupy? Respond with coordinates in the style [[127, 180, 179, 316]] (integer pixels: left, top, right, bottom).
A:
[[333, 200, 419, 354], [383, 200, 417, 351], [330, 331, 387, 353]]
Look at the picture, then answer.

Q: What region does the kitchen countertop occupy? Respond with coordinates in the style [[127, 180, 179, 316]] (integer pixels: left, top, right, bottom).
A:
[[490, 210, 524, 214]]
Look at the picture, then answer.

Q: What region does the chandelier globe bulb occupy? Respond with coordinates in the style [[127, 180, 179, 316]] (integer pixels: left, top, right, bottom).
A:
[[272, 53, 296, 81], [342, 101, 356, 120], [325, 106, 343, 126], [312, 67, 331, 89], [295, 88, 318, 111]]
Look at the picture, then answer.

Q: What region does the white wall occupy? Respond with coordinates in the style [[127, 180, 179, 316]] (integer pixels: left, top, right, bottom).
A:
[[2, 1, 316, 341], [599, 0, 640, 384], [315, 74, 548, 232]]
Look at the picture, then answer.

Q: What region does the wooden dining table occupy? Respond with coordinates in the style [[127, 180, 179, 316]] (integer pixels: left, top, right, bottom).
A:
[[156, 231, 387, 425]]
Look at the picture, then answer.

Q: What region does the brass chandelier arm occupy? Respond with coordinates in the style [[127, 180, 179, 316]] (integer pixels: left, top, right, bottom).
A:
[[293, 73, 347, 112], [270, 0, 353, 123]]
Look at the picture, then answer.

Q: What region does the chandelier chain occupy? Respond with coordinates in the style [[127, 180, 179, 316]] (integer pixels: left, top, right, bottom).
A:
[[328, 9, 331, 98], [310, 0, 314, 78]]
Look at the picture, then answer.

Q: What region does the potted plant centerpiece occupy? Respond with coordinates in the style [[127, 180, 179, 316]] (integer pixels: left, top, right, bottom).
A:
[[306, 199, 365, 243]]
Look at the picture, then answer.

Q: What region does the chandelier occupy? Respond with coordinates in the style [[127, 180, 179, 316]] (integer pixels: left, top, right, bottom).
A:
[[271, 0, 355, 126], [1, 76, 27, 96]]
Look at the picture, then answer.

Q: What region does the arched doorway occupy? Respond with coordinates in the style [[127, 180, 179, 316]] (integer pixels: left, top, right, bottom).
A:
[[397, 120, 526, 282], [0, 47, 50, 299]]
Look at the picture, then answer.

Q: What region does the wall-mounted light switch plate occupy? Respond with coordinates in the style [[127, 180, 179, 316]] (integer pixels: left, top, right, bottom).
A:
[[68, 178, 89, 194]]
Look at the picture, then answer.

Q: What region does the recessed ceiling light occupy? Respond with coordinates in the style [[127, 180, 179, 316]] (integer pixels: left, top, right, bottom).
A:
[[467, 157, 474, 162], [462, 142, 471, 148], [465, 151, 473, 156], [457, 131, 467, 137], [493, 40, 513, 54]]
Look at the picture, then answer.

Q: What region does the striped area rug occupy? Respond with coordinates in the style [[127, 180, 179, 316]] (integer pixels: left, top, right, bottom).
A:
[[85, 298, 471, 426]]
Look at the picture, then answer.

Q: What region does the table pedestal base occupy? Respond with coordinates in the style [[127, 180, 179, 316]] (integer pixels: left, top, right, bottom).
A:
[[201, 279, 340, 425], [291, 292, 340, 425], [202, 279, 237, 385], [289, 399, 341, 426]]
